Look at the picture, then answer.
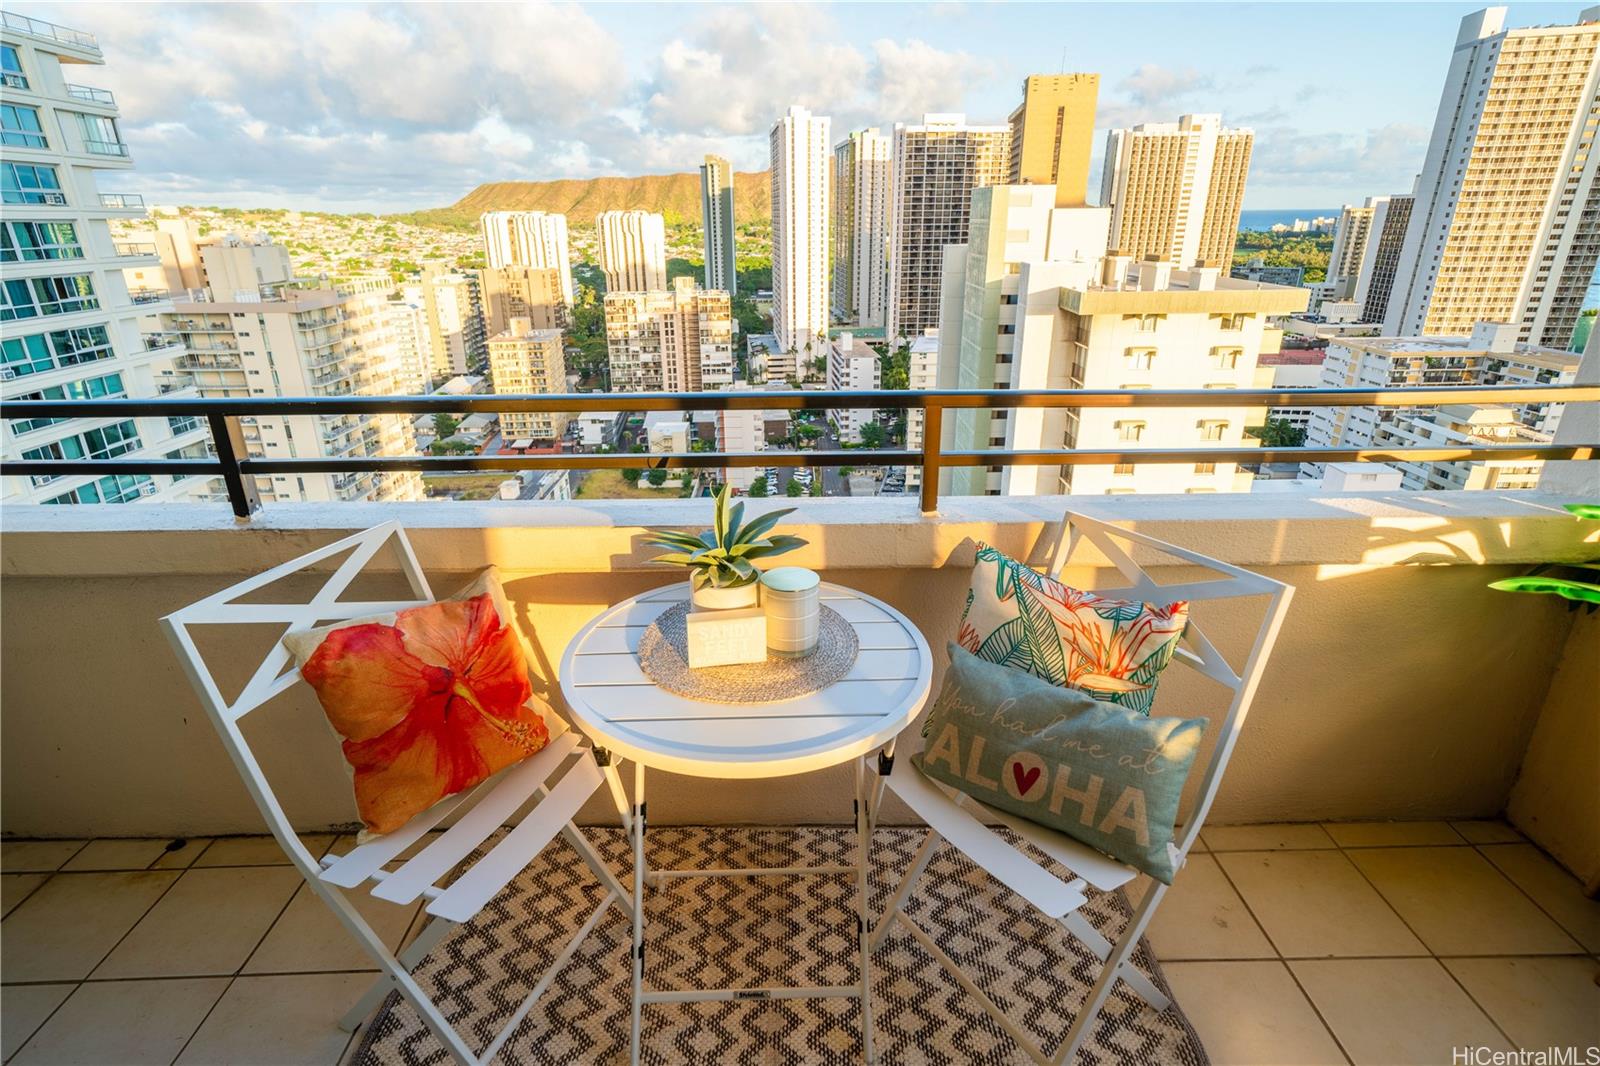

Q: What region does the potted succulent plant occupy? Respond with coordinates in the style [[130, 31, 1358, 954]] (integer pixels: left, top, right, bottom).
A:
[[644, 484, 808, 611]]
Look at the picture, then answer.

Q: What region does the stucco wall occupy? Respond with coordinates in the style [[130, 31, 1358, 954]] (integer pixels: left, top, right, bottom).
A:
[[1, 493, 1589, 839]]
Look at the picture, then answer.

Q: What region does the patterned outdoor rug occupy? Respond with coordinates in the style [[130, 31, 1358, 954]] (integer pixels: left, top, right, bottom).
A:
[[352, 827, 1208, 1065]]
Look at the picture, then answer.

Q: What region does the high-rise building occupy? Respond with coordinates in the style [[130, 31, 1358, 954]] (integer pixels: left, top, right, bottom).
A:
[[481, 266, 566, 337], [1006, 74, 1099, 207], [936, 185, 1308, 497], [1382, 8, 1600, 348], [903, 330, 940, 492], [604, 277, 733, 392], [888, 114, 1011, 343], [699, 155, 737, 296], [770, 105, 831, 361], [1371, 404, 1556, 491], [1302, 321, 1579, 482], [488, 317, 569, 445], [830, 128, 891, 328], [596, 210, 667, 294], [152, 238, 422, 504], [1, 14, 206, 507], [826, 332, 881, 441], [381, 298, 431, 395], [1352, 194, 1414, 325], [1100, 114, 1253, 269], [411, 264, 485, 378], [1325, 200, 1379, 301], [479, 210, 573, 304]]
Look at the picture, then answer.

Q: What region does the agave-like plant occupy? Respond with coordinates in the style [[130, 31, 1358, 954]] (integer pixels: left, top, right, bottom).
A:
[[643, 484, 808, 589]]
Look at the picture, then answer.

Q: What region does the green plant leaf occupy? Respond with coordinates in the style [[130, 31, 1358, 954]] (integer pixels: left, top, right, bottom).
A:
[[727, 556, 756, 582], [729, 539, 773, 557], [648, 552, 697, 565], [759, 534, 807, 555], [1488, 576, 1600, 604], [736, 508, 796, 544], [724, 501, 745, 550], [644, 530, 709, 553], [1564, 503, 1600, 521]]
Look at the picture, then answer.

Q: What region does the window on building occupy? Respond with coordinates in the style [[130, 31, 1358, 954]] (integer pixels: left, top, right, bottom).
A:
[[1113, 463, 1135, 477], [23, 420, 142, 484], [1215, 313, 1251, 331], [72, 112, 126, 155], [1211, 347, 1243, 370], [1125, 348, 1156, 370], [1, 221, 82, 262], [42, 472, 154, 505], [1194, 462, 1216, 475], [1, 275, 97, 320], [0, 104, 47, 148], [1197, 419, 1228, 441], [9, 372, 126, 433], [1116, 420, 1146, 442], [1, 325, 114, 378], [1, 45, 27, 89]]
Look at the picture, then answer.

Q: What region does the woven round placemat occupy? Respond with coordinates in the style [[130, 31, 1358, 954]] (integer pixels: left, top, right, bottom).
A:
[[637, 601, 859, 703]]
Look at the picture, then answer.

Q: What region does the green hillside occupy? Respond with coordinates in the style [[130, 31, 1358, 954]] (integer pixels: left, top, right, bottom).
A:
[[395, 170, 771, 230]]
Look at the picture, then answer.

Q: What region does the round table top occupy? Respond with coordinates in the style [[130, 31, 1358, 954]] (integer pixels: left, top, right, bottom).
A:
[[558, 581, 934, 779]]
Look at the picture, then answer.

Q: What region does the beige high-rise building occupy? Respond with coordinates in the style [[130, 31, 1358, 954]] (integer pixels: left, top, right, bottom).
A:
[[1100, 114, 1253, 268], [1006, 74, 1099, 206], [1384, 7, 1600, 348], [604, 277, 733, 392], [479, 210, 574, 304], [596, 210, 667, 293], [481, 266, 566, 337], [1326, 199, 1379, 301], [830, 128, 890, 328], [489, 318, 569, 444], [380, 297, 431, 395], [1352, 194, 1414, 325], [699, 156, 737, 296], [771, 105, 831, 360], [411, 264, 485, 378], [888, 114, 1011, 343]]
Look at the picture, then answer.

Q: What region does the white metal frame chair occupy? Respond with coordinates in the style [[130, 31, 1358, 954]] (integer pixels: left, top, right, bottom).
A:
[[161, 521, 632, 1066], [867, 510, 1294, 1066]]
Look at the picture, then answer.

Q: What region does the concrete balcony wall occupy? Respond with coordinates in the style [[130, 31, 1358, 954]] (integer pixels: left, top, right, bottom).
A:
[[1, 494, 1592, 874]]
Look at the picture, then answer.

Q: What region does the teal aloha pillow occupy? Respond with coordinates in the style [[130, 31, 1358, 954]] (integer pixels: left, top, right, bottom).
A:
[[957, 543, 1189, 715], [915, 644, 1206, 884]]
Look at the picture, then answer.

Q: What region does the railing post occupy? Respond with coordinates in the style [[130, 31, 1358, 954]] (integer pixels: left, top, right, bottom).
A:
[[207, 413, 261, 520], [919, 401, 943, 515]]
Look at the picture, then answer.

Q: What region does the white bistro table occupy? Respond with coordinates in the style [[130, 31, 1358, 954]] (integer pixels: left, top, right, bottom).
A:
[[558, 580, 933, 1065]]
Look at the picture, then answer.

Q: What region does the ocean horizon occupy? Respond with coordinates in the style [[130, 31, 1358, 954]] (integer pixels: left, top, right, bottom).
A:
[[1238, 208, 1339, 231]]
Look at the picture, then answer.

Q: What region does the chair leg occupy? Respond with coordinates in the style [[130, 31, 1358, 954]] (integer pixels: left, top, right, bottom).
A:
[[1054, 881, 1170, 1065], [869, 828, 940, 950], [854, 759, 878, 1065], [339, 914, 455, 1033], [629, 761, 647, 1066], [1060, 909, 1169, 1011]]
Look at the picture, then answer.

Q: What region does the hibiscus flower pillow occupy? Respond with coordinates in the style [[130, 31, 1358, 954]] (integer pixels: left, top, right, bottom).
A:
[[957, 543, 1188, 715], [282, 569, 560, 836]]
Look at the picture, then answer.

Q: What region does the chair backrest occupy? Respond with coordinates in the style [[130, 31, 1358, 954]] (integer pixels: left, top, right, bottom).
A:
[[160, 521, 435, 877], [1041, 510, 1295, 856]]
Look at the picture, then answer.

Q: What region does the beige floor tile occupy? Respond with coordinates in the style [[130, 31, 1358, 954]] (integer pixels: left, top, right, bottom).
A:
[[1323, 821, 1465, 847], [245, 882, 421, 974], [152, 837, 214, 869], [0, 871, 177, 982], [1200, 823, 1337, 852], [1, 984, 74, 1061], [177, 972, 370, 1065], [61, 838, 174, 872], [1450, 820, 1524, 845], [1141, 854, 1275, 961], [1218, 850, 1427, 958], [1291, 958, 1509, 1065], [326, 829, 444, 869], [1478, 844, 1600, 952], [1, 873, 48, 918], [11, 977, 227, 1065], [1162, 960, 1347, 1065], [1348, 847, 1580, 956], [0, 841, 85, 874], [196, 834, 335, 867], [1444, 956, 1600, 1050], [94, 865, 302, 979]]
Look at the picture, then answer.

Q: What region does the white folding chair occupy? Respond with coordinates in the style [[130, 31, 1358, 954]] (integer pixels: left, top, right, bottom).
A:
[[868, 510, 1294, 1066], [161, 521, 632, 1066]]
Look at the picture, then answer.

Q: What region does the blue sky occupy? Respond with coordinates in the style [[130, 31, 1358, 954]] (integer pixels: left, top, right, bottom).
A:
[[29, 2, 1584, 213]]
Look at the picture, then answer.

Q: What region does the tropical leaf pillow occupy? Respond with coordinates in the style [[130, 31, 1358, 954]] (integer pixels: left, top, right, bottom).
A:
[[956, 543, 1188, 714]]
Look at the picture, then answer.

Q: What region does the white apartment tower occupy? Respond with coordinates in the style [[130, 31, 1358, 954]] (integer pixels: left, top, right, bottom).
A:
[[770, 105, 831, 360], [1, 14, 207, 506], [699, 155, 736, 296], [488, 317, 569, 444], [1351, 194, 1414, 325], [831, 128, 891, 328], [888, 114, 1012, 343], [1326, 200, 1379, 301], [1100, 114, 1253, 269], [410, 264, 485, 378], [596, 210, 667, 294], [479, 210, 574, 305], [381, 298, 431, 395], [603, 277, 734, 393], [1384, 7, 1600, 348], [826, 332, 881, 441]]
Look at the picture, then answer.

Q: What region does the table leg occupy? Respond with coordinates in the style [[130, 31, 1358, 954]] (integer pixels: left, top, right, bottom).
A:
[[630, 760, 647, 1066], [855, 756, 877, 1065]]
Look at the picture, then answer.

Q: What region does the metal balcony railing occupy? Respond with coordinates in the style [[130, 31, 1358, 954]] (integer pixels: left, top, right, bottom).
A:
[[0, 386, 1593, 518], [98, 192, 144, 210], [1, 11, 99, 52], [64, 83, 115, 106]]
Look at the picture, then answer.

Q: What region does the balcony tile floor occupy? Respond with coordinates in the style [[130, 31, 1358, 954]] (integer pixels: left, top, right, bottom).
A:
[[0, 821, 1596, 1065]]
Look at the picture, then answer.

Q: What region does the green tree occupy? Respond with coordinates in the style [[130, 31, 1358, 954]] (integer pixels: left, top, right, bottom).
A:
[[859, 422, 887, 449], [880, 343, 910, 391], [1251, 418, 1308, 448], [749, 475, 769, 498], [786, 478, 804, 497], [809, 478, 822, 497], [647, 468, 669, 487], [433, 413, 459, 438], [622, 468, 641, 485]]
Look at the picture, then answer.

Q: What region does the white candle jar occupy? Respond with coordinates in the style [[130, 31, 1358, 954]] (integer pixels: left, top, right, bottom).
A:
[[760, 566, 821, 658]]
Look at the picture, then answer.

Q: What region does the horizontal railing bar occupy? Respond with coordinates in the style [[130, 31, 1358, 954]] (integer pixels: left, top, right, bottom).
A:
[[0, 384, 1593, 420], [7, 444, 1590, 480]]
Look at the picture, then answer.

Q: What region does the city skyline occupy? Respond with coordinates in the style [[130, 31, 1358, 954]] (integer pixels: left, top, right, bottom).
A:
[[16, 1, 1585, 213]]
